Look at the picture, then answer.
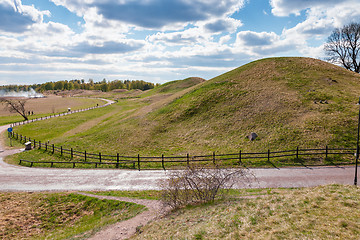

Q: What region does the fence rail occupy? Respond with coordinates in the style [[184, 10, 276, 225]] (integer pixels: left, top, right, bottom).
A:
[[9, 131, 356, 170]]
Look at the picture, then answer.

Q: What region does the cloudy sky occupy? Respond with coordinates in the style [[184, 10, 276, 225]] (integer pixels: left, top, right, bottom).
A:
[[0, 0, 359, 85]]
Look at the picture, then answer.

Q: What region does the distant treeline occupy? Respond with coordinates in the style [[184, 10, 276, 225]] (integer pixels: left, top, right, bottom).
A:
[[0, 79, 159, 92]]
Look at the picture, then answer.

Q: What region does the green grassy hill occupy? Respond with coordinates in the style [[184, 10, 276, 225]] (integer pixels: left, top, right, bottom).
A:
[[149, 57, 360, 153], [140, 77, 205, 98], [9, 57, 360, 159]]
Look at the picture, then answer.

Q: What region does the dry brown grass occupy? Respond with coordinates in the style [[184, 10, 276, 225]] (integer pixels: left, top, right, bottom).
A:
[[0, 192, 145, 240], [0, 96, 103, 116], [0, 192, 84, 239], [133, 184, 360, 240], [48, 89, 145, 100]]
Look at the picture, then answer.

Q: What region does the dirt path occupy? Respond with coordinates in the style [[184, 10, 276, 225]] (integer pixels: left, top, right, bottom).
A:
[[78, 193, 169, 240]]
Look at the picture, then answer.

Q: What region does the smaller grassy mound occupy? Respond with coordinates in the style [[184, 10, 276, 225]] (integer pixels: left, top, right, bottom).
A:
[[142, 77, 205, 97], [133, 184, 360, 240], [0, 192, 145, 240]]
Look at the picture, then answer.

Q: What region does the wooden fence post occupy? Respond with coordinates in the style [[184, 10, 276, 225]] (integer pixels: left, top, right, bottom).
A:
[[84, 150, 87, 162], [71, 148, 73, 159], [61, 146, 63, 156], [99, 152, 102, 163], [296, 146, 299, 159], [39, 141, 41, 149], [162, 154, 165, 170], [33, 139, 36, 148], [239, 150, 242, 164], [116, 153, 119, 168], [138, 154, 140, 171], [325, 145, 328, 159], [187, 153, 190, 167], [267, 149, 270, 162], [52, 144, 54, 154], [213, 151, 216, 165], [45, 143, 47, 151]]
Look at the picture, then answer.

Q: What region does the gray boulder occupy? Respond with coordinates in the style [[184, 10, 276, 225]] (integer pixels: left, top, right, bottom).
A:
[[248, 132, 258, 141]]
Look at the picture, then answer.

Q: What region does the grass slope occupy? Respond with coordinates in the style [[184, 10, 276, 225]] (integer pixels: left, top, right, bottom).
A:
[[0, 192, 145, 240], [141, 77, 205, 96], [133, 184, 360, 240], [8, 57, 360, 163], [150, 57, 360, 154]]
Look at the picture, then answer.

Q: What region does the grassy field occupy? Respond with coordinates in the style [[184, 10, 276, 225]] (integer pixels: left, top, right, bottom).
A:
[[0, 96, 104, 126], [5, 57, 360, 168], [1, 186, 357, 239], [0, 192, 145, 240], [132, 184, 360, 240]]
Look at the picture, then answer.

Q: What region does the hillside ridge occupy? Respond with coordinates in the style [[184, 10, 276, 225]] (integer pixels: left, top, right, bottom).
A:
[[12, 57, 360, 156]]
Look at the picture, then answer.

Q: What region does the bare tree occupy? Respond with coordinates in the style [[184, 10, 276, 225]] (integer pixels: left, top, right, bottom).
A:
[[324, 23, 360, 73], [1, 98, 28, 120]]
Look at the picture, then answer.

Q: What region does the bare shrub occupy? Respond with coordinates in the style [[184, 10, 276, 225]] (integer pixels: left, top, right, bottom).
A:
[[159, 165, 254, 209]]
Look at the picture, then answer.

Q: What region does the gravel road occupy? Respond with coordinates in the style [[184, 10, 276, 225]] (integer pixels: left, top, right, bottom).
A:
[[0, 146, 356, 192]]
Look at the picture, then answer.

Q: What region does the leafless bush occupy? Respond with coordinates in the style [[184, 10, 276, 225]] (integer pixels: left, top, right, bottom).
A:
[[159, 165, 254, 209]]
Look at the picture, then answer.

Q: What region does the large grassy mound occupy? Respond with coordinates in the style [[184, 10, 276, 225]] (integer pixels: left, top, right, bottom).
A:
[[9, 57, 360, 157], [149, 57, 360, 153]]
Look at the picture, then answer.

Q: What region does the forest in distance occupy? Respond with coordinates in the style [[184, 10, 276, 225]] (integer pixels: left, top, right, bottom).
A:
[[0, 78, 160, 93]]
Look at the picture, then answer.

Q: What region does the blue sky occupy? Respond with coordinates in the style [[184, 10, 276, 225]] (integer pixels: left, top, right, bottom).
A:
[[0, 0, 359, 85]]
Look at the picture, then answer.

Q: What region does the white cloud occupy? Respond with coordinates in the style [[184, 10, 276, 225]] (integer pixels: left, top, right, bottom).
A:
[[50, 0, 245, 29], [203, 17, 242, 33], [0, 0, 49, 33], [1, 0, 359, 85], [270, 0, 341, 16], [147, 28, 206, 45], [236, 31, 279, 46]]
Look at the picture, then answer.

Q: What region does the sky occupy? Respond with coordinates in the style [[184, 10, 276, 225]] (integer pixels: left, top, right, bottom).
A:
[[0, 0, 359, 85]]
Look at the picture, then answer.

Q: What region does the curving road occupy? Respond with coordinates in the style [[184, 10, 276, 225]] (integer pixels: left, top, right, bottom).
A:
[[0, 99, 358, 191]]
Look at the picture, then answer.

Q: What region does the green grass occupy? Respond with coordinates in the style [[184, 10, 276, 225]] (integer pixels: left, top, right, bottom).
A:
[[6, 57, 360, 168], [0, 192, 145, 240], [1, 185, 359, 239], [140, 77, 205, 97], [132, 184, 360, 240], [88, 190, 161, 200]]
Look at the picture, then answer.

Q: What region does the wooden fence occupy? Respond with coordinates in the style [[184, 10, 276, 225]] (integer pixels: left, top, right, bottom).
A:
[[10, 132, 356, 170]]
